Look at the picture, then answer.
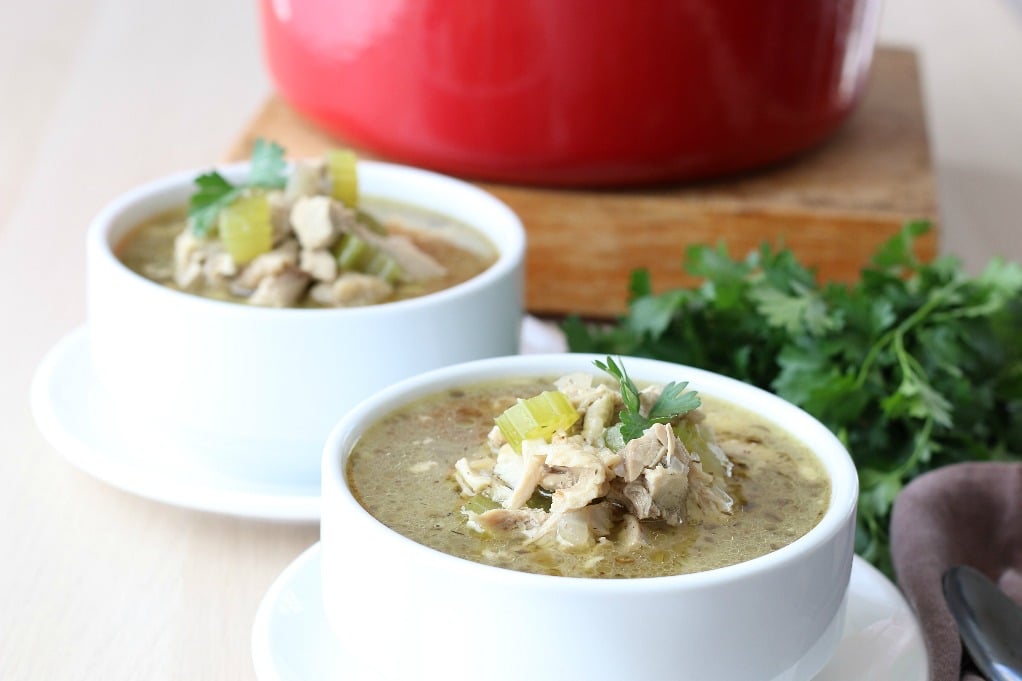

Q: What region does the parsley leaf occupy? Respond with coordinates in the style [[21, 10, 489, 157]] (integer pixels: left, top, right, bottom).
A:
[[247, 138, 288, 189], [189, 172, 237, 238], [187, 138, 288, 237], [594, 356, 701, 442], [567, 222, 1022, 576], [749, 282, 839, 336]]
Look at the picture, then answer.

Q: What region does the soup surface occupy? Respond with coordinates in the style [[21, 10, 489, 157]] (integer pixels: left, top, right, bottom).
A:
[[347, 375, 830, 578], [118, 197, 496, 307]]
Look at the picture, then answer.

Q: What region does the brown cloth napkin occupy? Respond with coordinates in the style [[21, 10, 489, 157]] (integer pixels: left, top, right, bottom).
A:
[[891, 461, 1022, 681]]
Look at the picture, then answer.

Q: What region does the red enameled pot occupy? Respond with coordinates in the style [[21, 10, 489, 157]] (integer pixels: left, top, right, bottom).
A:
[[260, 0, 882, 187]]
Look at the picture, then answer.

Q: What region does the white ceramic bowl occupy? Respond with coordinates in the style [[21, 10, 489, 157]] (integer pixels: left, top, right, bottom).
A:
[[86, 161, 525, 486], [321, 353, 858, 681]]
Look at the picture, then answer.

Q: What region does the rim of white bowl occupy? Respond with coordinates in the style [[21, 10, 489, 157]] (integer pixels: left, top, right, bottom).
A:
[[87, 160, 525, 318], [323, 353, 859, 593]]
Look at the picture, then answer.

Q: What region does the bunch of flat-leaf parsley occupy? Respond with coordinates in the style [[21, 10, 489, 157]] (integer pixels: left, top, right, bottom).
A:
[[564, 221, 1022, 575]]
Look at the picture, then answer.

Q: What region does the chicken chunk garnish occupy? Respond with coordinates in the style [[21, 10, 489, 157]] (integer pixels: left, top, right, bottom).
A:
[[455, 370, 733, 551]]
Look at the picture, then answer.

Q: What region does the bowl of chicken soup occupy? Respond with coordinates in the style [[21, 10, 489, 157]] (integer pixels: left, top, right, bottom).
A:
[[321, 353, 857, 681], [86, 145, 525, 486]]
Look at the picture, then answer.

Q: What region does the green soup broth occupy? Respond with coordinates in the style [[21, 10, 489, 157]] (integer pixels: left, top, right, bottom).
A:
[[346, 376, 831, 579]]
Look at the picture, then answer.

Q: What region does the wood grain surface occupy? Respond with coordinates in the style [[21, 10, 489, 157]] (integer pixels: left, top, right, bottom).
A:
[[228, 47, 939, 318]]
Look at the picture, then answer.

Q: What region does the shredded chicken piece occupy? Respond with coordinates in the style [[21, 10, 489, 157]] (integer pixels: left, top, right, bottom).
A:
[[506, 440, 548, 510], [249, 268, 310, 307], [267, 191, 294, 244], [643, 459, 691, 525], [284, 160, 327, 201], [456, 374, 734, 550], [554, 373, 619, 414], [290, 196, 338, 250], [686, 461, 735, 521], [202, 252, 237, 287], [543, 440, 608, 515], [309, 272, 393, 307], [617, 513, 650, 549], [234, 240, 299, 292], [474, 508, 547, 534], [581, 393, 616, 446], [583, 502, 614, 537], [618, 480, 653, 519], [618, 423, 677, 481], [454, 457, 493, 495], [554, 510, 596, 548], [172, 229, 207, 289], [486, 424, 507, 454], [299, 248, 337, 282]]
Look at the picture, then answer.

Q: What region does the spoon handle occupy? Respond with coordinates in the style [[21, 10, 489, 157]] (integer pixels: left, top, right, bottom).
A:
[[943, 566, 1022, 681]]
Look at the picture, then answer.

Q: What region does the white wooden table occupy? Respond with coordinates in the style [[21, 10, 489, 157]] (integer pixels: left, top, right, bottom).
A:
[[1, 0, 1019, 678]]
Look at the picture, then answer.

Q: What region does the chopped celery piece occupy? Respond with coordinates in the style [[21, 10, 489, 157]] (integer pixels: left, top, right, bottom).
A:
[[326, 149, 359, 208], [334, 234, 402, 283], [366, 251, 403, 284], [676, 420, 725, 479], [525, 488, 552, 511], [334, 233, 373, 271], [462, 494, 501, 514], [604, 423, 626, 452], [218, 192, 273, 264], [495, 390, 579, 453], [356, 208, 387, 235]]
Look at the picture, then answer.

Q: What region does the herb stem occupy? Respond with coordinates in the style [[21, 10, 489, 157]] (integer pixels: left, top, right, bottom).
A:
[[854, 283, 958, 389]]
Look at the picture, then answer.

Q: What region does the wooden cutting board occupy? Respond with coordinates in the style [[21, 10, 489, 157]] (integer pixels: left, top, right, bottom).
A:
[[227, 47, 938, 319]]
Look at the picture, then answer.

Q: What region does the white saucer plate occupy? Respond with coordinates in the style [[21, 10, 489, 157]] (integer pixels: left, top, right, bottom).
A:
[[31, 317, 560, 521], [252, 545, 929, 681], [30, 326, 321, 521]]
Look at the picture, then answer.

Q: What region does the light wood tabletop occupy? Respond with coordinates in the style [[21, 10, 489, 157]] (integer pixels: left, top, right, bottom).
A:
[[1, 0, 1020, 679]]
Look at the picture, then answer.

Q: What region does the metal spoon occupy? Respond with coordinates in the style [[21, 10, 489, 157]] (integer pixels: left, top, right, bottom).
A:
[[943, 565, 1022, 681]]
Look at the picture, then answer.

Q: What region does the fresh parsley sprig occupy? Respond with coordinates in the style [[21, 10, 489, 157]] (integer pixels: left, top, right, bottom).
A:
[[567, 222, 1022, 576], [595, 356, 701, 442], [188, 138, 289, 237], [189, 172, 237, 238]]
